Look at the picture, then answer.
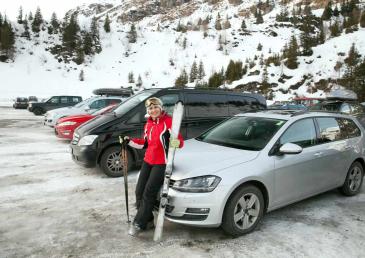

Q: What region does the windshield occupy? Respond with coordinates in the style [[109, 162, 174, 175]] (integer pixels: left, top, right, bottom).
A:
[[113, 89, 160, 116], [196, 116, 286, 151], [91, 104, 117, 115], [74, 97, 93, 108]]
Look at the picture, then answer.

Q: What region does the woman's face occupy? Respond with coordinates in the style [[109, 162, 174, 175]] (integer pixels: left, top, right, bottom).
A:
[[147, 104, 161, 119]]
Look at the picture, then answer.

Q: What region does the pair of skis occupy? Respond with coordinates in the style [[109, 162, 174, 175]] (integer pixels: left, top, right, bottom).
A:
[[120, 101, 184, 242]]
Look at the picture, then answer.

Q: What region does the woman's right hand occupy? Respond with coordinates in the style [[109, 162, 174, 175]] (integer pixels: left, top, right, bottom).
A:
[[119, 135, 130, 145]]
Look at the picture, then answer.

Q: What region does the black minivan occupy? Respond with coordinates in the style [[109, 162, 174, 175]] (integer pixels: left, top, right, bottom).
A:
[[70, 88, 266, 177]]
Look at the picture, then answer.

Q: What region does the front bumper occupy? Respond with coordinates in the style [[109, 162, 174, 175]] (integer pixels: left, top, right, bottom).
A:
[[70, 144, 97, 167], [55, 126, 74, 140], [164, 185, 229, 227], [44, 116, 56, 127]]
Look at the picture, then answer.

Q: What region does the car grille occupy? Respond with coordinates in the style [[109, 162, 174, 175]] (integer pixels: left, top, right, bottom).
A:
[[71, 133, 80, 145]]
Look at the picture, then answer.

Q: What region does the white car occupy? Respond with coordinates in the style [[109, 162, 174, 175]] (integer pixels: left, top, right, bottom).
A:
[[44, 96, 124, 127], [165, 111, 365, 236]]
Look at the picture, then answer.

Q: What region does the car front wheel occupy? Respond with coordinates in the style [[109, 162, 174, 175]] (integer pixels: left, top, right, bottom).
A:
[[221, 185, 264, 237], [99, 146, 133, 177], [340, 161, 364, 196], [33, 107, 44, 115]]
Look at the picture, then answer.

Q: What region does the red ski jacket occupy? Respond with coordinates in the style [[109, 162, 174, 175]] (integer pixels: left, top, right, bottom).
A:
[[129, 111, 184, 165]]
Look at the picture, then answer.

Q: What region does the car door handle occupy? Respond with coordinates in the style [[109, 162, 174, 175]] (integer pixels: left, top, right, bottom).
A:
[[314, 152, 323, 156]]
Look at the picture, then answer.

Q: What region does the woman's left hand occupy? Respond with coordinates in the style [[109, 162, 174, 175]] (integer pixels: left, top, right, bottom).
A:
[[170, 139, 180, 148]]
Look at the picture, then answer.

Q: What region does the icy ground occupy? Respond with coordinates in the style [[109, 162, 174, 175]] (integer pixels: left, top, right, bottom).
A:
[[0, 107, 364, 258]]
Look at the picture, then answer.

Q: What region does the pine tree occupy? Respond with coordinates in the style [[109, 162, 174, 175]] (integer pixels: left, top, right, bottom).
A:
[[330, 20, 342, 37], [0, 13, 3, 27], [83, 32, 94, 55], [223, 16, 231, 29], [321, 1, 333, 20], [31, 7, 43, 33], [137, 75, 143, 88], [79, 69, 85, 81], [182, 37, 187, 49], [128, 23, 137, 43], [261, 64, 270, 97], [257, 43, 263, 51], [256, 10, 264, 24], [198, 60, 205, 80], [0, 20, 15, 61], [333, 5, 340, 17], [128, 72, 135, 83], [208, 69, 225, 88], [28, 12, 33, 21], [344, 43, 361, 75], [104, 14, 111, 33], [285, 35, 298, 69], [360, 11, 365, 28], [90, 17, 102, 53], [21, 18, 31, 40], [240, 20, 246, 30], [215, 13, 222, 30], [175, 69, 188, 88], [51, 12, 59, 33], [62, 13, 79, 55], [74, 39, 85, 65], [189, 61, 198, 82], [17, 6, 23, 24], [317, 21, 326, 44]]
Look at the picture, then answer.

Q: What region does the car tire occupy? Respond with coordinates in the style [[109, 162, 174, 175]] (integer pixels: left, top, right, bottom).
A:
[[339, 161, 364, 196], [99, 146, 133, 177], [33, 108, 44, 116], [221, 185, 264, 237]]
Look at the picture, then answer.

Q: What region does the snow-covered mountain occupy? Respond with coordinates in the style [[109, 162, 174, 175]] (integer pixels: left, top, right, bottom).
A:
[[0, 0, 364, 105]]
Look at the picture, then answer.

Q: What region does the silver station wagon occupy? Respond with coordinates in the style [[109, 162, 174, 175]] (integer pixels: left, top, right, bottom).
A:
[[166, 111, 365, 236]]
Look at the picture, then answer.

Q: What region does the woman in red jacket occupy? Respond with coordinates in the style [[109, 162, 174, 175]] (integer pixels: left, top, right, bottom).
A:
[[122, 97, 184, 236]]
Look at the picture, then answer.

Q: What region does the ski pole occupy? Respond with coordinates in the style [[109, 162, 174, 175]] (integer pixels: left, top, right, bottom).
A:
[[119, 136, 130, 223]]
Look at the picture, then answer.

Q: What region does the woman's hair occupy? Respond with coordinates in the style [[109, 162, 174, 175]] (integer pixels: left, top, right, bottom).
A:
[[145, 97, 163, 109]]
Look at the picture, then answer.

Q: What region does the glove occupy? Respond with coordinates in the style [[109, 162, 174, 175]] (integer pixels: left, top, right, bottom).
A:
[[170, 139, 180, 148], [119, 135, 130, 145]]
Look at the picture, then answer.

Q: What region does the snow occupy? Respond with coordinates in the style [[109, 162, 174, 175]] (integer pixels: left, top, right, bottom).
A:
[[0, 0, 364, 103], [1, 107, 365, 257]]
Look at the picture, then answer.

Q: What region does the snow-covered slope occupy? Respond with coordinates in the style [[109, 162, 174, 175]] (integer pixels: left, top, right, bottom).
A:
[[0, 0, 364, 105]]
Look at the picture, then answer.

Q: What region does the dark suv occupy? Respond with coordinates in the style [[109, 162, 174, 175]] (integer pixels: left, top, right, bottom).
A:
[[13, 97, 29, 109], [28, 95, 82, 115], [70, 88, 266, 177]]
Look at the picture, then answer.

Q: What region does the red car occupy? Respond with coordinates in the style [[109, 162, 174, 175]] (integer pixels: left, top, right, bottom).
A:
[[55, 104, 117, 140]]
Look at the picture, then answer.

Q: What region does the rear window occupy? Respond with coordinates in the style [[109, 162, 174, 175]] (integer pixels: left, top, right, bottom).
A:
[[337, 118, 361, 139], [186, 93, 228, 118]]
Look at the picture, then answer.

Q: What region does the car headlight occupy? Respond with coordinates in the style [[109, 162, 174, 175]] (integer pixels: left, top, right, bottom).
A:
[[58, 121, 77, 127], [78, 135, 98, 146], [172, 175, 221, 193]]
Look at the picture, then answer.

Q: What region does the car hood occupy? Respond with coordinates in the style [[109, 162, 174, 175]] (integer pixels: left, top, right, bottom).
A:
[[53, 107, 87, 117], [171, 139, 259, 180], [58, 114, 94, 124]]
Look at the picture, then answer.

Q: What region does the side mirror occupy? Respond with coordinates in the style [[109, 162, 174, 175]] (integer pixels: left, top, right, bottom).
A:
[[84, 105, 90, 111], [279, 143, 303, 155]]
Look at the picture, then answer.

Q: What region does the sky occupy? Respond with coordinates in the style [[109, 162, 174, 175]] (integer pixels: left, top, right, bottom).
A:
[[0, 0, 104, 19]]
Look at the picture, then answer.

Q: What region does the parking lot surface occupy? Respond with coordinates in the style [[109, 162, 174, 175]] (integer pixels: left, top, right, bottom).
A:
[[0, 107, 364, 258]]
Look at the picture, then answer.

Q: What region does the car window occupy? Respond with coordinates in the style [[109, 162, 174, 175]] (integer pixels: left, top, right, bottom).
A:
[[186, 93, 228, 118], [316, 117, 344, 143], [340, 103, 351, 114], [89, 99, 107, 109], [72, 97, 80, 103], [60, 97, 68, 104], [246, 97, 265, 110], [336, 118, 361, 139], [280, 118, 317, 148], [106, 99, 122, 106], [48, 97, 59, 104], [159, 94, 179, 116], [350, 104, 364, 114], [197, 116, 286, 151], [228, 95, 250, 115]]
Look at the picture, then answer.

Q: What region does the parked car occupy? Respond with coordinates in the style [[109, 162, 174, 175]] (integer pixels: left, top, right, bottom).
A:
[[28, 96, 38, 102], [309, 99, 365, 128], [44, 96, 124, 127], [70, 88, 266, 177], [13, 97, 29, 109], [28, 95, 82, 115], [165, 110, 364, 236], [55, 104, 118, 140]]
